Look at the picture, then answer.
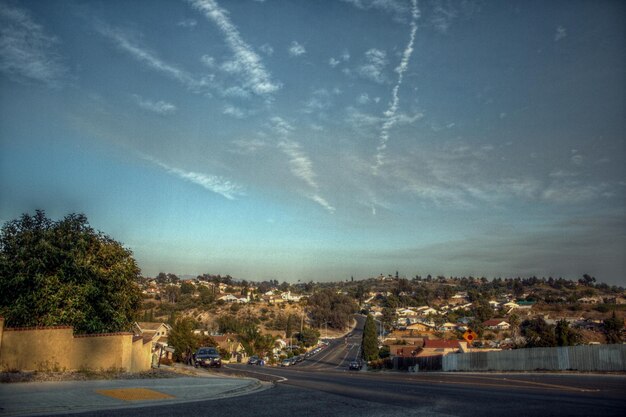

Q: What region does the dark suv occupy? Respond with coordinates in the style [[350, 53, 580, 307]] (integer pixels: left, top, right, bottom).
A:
[[195, 347, 222, 368]]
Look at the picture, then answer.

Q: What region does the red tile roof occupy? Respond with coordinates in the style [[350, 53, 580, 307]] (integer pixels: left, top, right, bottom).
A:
[[423, 339, 461, 349]]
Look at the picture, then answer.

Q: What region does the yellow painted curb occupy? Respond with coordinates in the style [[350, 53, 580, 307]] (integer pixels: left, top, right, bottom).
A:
[[96, 388, 175, 401]]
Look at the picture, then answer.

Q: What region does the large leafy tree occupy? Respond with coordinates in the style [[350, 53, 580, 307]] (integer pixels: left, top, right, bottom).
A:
[[0, 210, 141, 334], [308, 288, 357, 330], [168, 317, 217, 361]]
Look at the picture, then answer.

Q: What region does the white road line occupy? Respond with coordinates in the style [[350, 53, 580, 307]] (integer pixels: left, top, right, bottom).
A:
[[223, 366, 288, 383]]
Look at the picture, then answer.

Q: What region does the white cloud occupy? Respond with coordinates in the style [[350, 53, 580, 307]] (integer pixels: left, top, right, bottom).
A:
[[231, 138, 267, 154], [430, 0, 457, 34], [302, 88, 332, 113], [144, 155, 244, 200], [309, 194, 336, 213], [571, 154, 583, 165], [259, 43, 274, 56], [177, 18, 197, 28], [223, 104, 246, 118], [555, 25, 567, 42], [278, 139, 318, 190], [133, 95, 177, 115], [200, 54, 215, 67], [341, 49, 351, 61], [288, 41, 306, 57], [269, 116, 294, 136], [269, 116, 334, 212], [189, 0, 280, 96], [0, 3, 66, 87], [222, 85, 251, 98], [341, 0, 409, 18], [98, 25, 207, 92], [329, 57, 340, 67], [357, 93, 370, 104], [374, 0, 419, 173], [542, 181, 608, 204], [358, 48, 388, 83]]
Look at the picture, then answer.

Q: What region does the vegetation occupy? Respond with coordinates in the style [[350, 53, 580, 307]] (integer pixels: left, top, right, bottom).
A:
[[308, 289, 357, 329], [362, 314, 379, 362], [604, 312, 623, 344], [0, 211, 141, 334], [168, 317, 217, 362]]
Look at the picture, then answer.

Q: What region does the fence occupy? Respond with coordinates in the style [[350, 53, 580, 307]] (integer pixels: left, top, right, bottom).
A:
[[443, 344, 626, 372], [393, 355, 443, 371]]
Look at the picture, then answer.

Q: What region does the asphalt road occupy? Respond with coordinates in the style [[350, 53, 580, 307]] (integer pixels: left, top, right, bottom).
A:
[[55, 317, 626, 417]]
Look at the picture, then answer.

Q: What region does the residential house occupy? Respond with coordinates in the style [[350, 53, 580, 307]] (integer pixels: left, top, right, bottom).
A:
[[407, 322, 435, 332], [482, 319, 510, 331], [218, 294, 239, 303], [213, 334, 247, 362], [132, 322, 172, 351], [418, 339, 465, 357]]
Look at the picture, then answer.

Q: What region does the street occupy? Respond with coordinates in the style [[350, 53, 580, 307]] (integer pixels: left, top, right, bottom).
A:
[[56, 317, 626, 417]]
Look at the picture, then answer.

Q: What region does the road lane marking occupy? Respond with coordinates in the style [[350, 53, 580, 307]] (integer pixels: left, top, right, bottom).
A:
[[224, 365, 288, 383], [395, 374, 600, 393]]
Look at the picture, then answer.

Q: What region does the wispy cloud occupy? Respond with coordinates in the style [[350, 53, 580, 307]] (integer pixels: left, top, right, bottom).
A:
[[98, 25, 208, 92], [270, 117, 335, 212], [132, 95, 177, 115], [277, 139, 318, 189], [329, 57, 340, 67], [231, 138, 267, 154], [358, 48, 388, 84], [373, 0, 419, 173], [0, 2, 66, 87], [302, 88, 332, 114], [430, 0, 457, 34], [223, 104, 247, 118], [288, 41, 306, 57], [177, 18, 197, 29], [555, 25, 567, 42], [342, 0, 409, 21], [143, 155, 243, 200], [188, 0, 280, 96], [259, 43, 274, 56]]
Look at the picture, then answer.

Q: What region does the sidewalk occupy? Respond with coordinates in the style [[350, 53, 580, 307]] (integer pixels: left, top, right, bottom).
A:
[[0, 369, 269, 416]]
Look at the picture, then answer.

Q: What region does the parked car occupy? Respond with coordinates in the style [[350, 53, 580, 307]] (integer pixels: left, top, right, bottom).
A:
[[195, 347, 222, 368], [349, 361, 362, 370], [280, 358, 292, 367], [247, 355, 260, 365]]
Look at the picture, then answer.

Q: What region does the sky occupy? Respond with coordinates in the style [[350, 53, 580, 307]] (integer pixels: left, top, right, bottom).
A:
[[0, 0, 624, 285]]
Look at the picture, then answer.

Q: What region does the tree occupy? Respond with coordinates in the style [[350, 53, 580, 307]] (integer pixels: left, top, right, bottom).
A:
[[164, 285, 180, 303], [168, 317, 216, 362], [381, 307, 397, 332], [180, 281, 195, 295], [520, 317, 557, 348], [555, 319, 580, 346], [295, 327, 320, 347], [362, 314, 379, 362], [237, 326, 277, 357], [308, 289, 357, 330], [604, 311, 623, 344], [0, 211, 141, 334]]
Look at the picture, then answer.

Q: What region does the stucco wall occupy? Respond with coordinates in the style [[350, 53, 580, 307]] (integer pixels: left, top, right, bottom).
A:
[[0, 320, 151, 372], [73, 333, 133, 371], [1, 326, 75, 371], [131, 338, 153, 372]]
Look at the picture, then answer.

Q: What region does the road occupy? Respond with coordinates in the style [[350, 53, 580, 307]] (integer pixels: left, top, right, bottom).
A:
[[59, 317, 626, 417]]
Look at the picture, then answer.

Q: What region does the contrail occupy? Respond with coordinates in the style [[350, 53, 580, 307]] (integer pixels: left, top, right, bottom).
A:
[[373, 0, 420, 174]]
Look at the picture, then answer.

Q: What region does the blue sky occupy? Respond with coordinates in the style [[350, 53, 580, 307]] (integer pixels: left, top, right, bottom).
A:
[[1, 0, 624, 284]]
